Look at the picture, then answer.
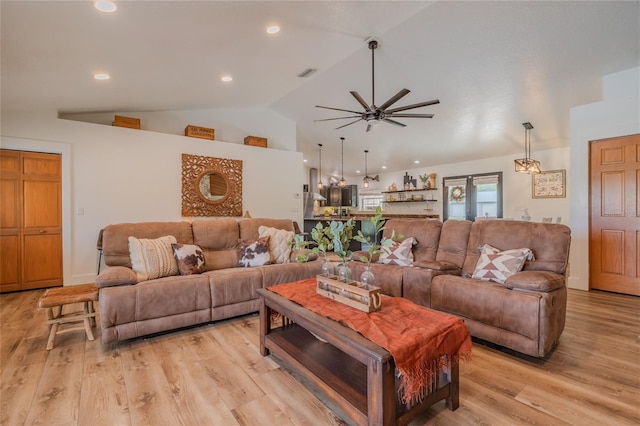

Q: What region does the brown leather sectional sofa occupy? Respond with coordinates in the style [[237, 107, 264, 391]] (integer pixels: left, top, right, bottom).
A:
[[95, 218, 321, 344], [349, 218, 571, 357]]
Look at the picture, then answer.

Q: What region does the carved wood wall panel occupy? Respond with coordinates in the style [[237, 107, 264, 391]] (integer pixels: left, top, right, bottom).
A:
[[181, 153, 242, 217]]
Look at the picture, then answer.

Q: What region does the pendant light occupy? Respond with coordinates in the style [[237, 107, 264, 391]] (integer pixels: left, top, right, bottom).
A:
[[338, 137, 346, 187], [514, 122, 541, 174], [362, 150, 379, 188], [317, 143, 324, 190]]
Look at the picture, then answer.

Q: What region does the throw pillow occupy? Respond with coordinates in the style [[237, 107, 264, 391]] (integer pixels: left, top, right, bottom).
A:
[[378, 237, 416, 266], [472, 243, 534, 284], [128, 235, 179, 282], [258, 225, 294, 264], [171, 243, 206, 275], [238, 236, 271, 267]]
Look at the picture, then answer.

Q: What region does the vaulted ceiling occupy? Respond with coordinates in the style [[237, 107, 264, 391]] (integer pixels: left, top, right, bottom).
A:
[[2, 1, 638, 176]]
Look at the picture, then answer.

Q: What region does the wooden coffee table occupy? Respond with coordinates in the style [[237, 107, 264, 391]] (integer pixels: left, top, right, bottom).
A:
[[257, 288, 459, 426]]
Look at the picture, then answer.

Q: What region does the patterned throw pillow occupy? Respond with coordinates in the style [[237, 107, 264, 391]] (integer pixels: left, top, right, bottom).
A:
[[258, 225, 294, 264], [128, 235, 179, 282], [171, 243, 205, 275], [378, 237, 417, 266], [472, 243, 534, 284], [237, 236, 271, 267]]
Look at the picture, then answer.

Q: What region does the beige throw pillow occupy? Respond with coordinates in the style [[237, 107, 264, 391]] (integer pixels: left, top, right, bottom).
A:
[[258, 225, 294, 264], [472, 243, 534, 284], [128, 235, 179, 282]]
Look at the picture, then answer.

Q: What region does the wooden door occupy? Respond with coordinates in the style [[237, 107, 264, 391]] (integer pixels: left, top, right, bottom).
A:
[[0, 150, 62, 292], [589, 134, 640, 295]]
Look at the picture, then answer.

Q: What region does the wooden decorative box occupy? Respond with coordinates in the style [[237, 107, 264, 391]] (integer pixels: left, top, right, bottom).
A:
[[112, 115, 140, 129], [185, 125, 215, 140], [244, 136, 268, 148], [316, 274, 382, 313]]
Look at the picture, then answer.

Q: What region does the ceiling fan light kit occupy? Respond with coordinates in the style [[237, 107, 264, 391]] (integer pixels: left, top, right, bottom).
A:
[[315, 37, 439, 132], [317, 143, 324, 190], [514, 122, 541, 174], [338, 137, 347, 187]]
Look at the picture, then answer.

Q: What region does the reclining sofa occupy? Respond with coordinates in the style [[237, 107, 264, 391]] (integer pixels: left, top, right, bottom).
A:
[[349, 218, 571, 357], [96, 218, 321, 344]]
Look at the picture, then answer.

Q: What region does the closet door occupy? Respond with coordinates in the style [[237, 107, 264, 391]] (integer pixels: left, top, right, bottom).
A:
[[0, 149, 62, 292], [0, 151, 21, 292]]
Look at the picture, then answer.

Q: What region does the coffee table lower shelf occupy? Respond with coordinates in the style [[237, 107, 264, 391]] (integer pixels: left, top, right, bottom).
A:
[[257, 288, 458, 426]]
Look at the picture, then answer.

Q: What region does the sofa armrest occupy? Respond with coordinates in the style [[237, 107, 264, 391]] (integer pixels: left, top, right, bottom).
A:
[[504, 271, 565, 292], [95, 266, 137, 288], [351, 251, 380, 263], [413, 260, 461, 272]]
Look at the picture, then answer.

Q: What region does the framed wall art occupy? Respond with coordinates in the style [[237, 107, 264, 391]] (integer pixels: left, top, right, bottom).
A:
[[532, 169, 566, 198]]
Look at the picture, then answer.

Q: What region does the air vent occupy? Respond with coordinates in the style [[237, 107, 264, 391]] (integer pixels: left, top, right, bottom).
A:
[[297, 68, 317, 78]]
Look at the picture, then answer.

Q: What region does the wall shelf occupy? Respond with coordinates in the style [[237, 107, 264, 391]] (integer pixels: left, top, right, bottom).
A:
[[382, 200, 437, 203], [382, 188, 438, 193]]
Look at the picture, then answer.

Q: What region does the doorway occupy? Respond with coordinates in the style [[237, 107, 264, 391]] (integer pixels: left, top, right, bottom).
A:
[[589, 134, 639, 295]]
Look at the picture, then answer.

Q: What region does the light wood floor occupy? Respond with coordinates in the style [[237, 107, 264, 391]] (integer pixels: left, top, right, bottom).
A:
[[1, 288, 638, 425]]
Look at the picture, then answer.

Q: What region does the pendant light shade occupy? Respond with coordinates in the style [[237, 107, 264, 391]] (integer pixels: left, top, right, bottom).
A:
[[338, 137, 346, 187], [514, 122, 541, 174], [362, 149, 379, 188], [317, 143, 324, 190]]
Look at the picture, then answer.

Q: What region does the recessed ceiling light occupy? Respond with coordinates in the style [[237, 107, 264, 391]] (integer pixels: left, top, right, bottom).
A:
[[94, 73, 110, 80], [303, 159, 308, 163], [221, 75, 233, 82], [266, 25, 280, 34], [382, 166, 387, 169], [356, 170, 361, 174], [95, 1, 117, 13], [414, 160, 420, 164]]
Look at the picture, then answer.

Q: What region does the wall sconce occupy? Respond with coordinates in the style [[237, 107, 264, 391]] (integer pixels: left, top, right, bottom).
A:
[[362, 149, 379, 189], [514, 122, 541, 174]]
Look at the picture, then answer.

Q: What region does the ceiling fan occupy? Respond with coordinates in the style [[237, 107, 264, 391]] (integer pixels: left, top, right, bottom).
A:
[[315, 38, 440, 132]]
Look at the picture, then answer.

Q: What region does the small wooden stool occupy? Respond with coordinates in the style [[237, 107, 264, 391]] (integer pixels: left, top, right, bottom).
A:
[[38, 283, 99, 350]]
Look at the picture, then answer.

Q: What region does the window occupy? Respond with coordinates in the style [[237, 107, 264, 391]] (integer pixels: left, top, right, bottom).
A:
[[443, 172, 502, 221], [359, 193, 383, 211]]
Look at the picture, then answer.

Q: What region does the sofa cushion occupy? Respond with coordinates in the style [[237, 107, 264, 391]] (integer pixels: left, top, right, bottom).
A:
[[259, 225, 294, 264], [128, 235, 178, 282], [472, 244, 533, 284], [382, 219, 442, 263], [171, 243, 205, 275], [192, 219, 240, 271], [379, 237, 416, 266], [413, 260, 461, 271], [238, 236, 271, 267]]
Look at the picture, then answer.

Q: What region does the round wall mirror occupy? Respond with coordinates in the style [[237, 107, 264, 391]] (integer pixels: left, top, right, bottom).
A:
[[197, 171, 229, 202]]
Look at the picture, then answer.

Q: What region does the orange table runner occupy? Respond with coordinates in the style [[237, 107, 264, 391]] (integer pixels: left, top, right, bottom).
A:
[[269, 278, 472, 403]]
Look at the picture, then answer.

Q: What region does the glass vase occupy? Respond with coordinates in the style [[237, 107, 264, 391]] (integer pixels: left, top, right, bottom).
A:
[[321, 255, 334, 276], [336, 262, 351, 283], [360, 266, 375, 286]]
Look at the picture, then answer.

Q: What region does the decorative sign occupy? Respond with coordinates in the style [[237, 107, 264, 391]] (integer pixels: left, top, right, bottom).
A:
[[532, 169, 566, 198], [181, 153, 243, 216]]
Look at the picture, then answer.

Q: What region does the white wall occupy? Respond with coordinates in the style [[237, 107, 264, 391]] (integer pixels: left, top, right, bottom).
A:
[[568, 67, 640, 291], [1, 109, 304, 285]]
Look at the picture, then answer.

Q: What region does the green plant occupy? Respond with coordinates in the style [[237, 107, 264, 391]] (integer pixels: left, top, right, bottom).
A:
[[353, 206, 403, 267], [327, 218, 355, 264], [310, 221, 333, 261], [289, 233, 311, 263], [418, 173, 429, 184]]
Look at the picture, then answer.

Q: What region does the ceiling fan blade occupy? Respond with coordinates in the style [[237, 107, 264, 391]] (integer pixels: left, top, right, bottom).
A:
[[382, 118, 406, 127], [378, 88, 410, 111], [316, 105, 362, 114], [314, 115, 362, 122], [350, 91, 371, 111], [386, 113, 434, 118], [385, 99, 440, 114], [335, 118, 363, 130]]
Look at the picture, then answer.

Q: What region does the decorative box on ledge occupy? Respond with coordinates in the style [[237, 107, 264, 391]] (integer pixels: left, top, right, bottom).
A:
[[316, 274, 382, 313], [244, 136, 268, 148], [112, 115, 140, 129], [185, 125, 215, 140]]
